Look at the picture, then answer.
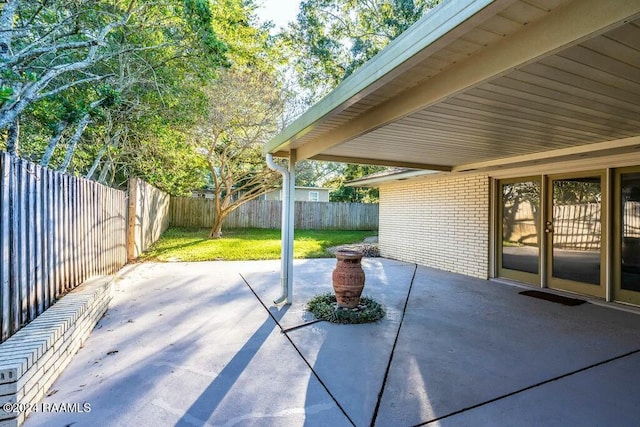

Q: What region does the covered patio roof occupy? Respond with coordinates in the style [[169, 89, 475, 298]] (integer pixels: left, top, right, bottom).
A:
[[264, 0, 640, 173]]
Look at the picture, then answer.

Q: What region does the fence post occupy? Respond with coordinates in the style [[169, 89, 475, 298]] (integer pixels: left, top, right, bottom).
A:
[[127, 177, 138, 261], [0, 153, 10, 340]]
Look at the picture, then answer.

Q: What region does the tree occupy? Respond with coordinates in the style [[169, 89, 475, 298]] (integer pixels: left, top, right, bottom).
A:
[[194, 68, 285, 238], [181, 0, 291, 238], [2, 0, 131, 133], [327, 164, 385, 203], [295, 160, 342, 187], [502, 181, 540, 244], [1, 0, 228, 193], [278, 1, 442, 189], [283, 0, 442, 101]]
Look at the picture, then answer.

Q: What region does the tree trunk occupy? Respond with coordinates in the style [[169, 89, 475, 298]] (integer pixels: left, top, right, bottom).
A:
[[40, 121, 67, 167], [86, 144, 108, 180], [60, 113, 91, 173], [87, 127, 120, 180], [209, 213, 226, 238], [6, 118, 19, 154], [97, 160, 112, 184]]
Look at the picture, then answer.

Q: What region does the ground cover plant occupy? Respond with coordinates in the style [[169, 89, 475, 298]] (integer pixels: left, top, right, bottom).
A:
[[140, 228, 376, 261], [306, 293, 385, 324]]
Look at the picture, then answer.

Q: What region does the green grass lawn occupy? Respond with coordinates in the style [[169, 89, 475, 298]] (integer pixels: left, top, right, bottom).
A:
[[139, 227, 377, 262]]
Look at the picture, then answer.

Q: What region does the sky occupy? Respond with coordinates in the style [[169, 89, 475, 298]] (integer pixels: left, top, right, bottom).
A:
[[255, 0, 302, 31]]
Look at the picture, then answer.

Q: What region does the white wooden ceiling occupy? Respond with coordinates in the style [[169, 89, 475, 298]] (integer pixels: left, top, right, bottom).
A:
[[269, 0, 640, 171], [321, 18, 640, 167]]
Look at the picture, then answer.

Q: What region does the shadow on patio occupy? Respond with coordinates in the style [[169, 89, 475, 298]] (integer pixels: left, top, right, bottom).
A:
[[24, 259, 640, 427]]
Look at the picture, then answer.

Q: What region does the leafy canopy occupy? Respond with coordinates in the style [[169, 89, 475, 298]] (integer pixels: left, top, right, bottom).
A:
[[283, 0, 441, 100]]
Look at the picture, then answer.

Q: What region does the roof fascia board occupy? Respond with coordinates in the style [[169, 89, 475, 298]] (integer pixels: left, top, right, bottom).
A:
[[263, 0, 502, 155], [294, 0, 640, 161], [310, 154, 452, 171], [347, 170, 441, 187]]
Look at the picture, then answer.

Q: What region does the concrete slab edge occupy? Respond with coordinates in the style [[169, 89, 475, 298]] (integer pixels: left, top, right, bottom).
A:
[[0, 276, 115, 427]]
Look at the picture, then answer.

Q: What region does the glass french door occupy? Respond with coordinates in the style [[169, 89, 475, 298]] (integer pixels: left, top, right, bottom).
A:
[[545, 172, 606, 298], [614, 167, 640, 305], [497, 178, 541, 284], [498, 172, 607, 298]]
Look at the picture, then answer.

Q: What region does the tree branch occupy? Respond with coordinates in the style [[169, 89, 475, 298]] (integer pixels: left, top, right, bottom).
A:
[[9, 39, 99, 69], [36, 73, 115, 100], [0, 0, 20, 63]]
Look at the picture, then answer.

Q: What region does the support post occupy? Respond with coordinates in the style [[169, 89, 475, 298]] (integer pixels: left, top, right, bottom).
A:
[[285, 150, 296, 304], [266, 152, 295, 305]]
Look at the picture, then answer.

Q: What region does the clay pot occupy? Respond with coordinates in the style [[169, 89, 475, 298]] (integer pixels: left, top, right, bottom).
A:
[[332, 250, 365, 308]]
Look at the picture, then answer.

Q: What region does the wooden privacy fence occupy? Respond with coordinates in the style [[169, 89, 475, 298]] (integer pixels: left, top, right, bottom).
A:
[[0, 153, 169, 343], [170, 198, 379, 230], [553, 203, 601, 250], [624, 201, 640, 238], [0, 152, 127, 341], [127, 178, 170, 260], [504, 200, 607, 250]]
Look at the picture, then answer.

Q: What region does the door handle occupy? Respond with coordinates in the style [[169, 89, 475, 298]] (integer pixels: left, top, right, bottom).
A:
[[545, 220, 553, 233]]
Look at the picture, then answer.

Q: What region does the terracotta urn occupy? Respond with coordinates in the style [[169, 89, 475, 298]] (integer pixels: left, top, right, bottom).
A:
[[332, 250, 365, 308]]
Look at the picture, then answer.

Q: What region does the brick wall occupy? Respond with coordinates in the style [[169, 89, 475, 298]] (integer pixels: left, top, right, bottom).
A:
[[0, 276, 113, 427], [379, 175, 490, 279]]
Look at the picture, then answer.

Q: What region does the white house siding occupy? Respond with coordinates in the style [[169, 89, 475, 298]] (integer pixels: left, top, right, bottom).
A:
[[379, 175, 489, 279], [263, 187, 330, 202]]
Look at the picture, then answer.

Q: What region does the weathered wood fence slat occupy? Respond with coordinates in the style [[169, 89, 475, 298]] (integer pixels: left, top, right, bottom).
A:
[[169, 198, 379, 230]]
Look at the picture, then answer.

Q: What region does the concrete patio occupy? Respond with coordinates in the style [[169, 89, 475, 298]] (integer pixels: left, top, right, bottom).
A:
[[24, 258, 640, 426]]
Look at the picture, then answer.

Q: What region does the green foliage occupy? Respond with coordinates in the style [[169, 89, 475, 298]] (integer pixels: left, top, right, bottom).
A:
[[283, 0, 442, 100], [295, 160, 342, 187], [0, 87, 14, 103], [181, 0, 230, 65], [553, 180, 601, 204], [307, 293, 386, 324], [118, 130, 209, 195], [2, 0, 230, 193], [210, 0, 282, 71], [328, 164, 385, 203]]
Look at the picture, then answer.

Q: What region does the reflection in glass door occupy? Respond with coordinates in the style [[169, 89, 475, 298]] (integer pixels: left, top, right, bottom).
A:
[[615, 168, 640, 305], [498, 178, 541, 284], [547, 174, 605, 298]]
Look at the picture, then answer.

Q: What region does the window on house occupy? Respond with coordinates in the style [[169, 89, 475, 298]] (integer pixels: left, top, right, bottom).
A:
[[309, 191, 319, 202]]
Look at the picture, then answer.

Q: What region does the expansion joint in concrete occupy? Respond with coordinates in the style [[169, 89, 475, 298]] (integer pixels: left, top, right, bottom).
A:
[[370, 264, 419, 427], [238, 274, 356, 427], [413, 347, 640, 426]]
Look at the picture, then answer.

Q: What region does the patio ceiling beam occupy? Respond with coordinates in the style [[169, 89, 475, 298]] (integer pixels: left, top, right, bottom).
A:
[[310, 154, 452, 171], [294, 0, 640, 162], [452, 136, 640, 172]]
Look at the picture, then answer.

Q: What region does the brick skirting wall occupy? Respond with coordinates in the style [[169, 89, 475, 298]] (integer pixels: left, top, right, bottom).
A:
[[379, 175, 490, 279], [0, 276, 114, 427]]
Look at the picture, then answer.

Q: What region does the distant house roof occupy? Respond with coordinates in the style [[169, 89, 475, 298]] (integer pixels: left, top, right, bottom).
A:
[[347, 168, 438, 187]]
